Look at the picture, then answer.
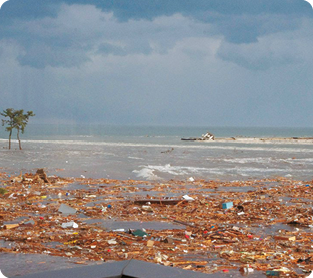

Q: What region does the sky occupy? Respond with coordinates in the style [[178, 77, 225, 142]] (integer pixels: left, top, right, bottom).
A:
[[0, 0, 313, 127]]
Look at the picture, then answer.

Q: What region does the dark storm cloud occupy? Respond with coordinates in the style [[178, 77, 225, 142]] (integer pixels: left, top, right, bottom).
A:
[[0, 0, 60, 21], [0, 0, 311, 68], [2, 0, 306, 21], [0, 0, 311, 41], [95, 0, 311, 45], [51, 0, 313, 19]]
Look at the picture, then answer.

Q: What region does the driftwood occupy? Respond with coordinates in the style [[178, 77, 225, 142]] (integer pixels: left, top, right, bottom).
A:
[[36, 168, 50, 183]]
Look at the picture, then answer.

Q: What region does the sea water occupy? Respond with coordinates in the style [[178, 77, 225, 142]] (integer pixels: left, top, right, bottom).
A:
[[0, 124, 312, 181]]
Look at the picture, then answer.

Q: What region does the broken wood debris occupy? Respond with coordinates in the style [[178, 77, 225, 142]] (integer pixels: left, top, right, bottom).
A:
[[0, 170, 313, 276]]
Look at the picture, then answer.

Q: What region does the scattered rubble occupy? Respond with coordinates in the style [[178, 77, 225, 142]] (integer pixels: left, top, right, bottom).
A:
[[0, 170, 312, 277]]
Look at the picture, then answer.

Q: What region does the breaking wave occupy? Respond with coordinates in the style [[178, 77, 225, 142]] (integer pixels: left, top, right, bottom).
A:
[[2, 138, 312, 153], [132, 168, 161, 180], [133, 163, 313, 180]]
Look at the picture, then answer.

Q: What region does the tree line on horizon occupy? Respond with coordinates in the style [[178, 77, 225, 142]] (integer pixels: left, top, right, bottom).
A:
[[1, 108, 35, 150]]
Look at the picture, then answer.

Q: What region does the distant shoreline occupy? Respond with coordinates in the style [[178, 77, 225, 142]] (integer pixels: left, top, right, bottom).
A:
[[186, 137, 313, 144]]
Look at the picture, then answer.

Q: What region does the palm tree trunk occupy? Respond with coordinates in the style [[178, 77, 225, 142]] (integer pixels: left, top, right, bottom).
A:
[[9, 130, 12, 150], [17, 129, 22, 150]]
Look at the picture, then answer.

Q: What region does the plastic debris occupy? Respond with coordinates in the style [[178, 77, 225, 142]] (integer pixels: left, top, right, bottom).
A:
[[222, 202, 233, 209], [23, 220, 35, 226], [141, 205, 153, 212], [1, 169, 313, 277], [182, 195, 194, 201], [239, 265, 254, 274], [61, 221, 78, 229], [132, 229, 148, 237], [266, 270, 280, 276]]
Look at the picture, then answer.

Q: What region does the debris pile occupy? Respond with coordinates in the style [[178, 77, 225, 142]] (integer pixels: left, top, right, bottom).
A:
[[0, 170, 313, 277]]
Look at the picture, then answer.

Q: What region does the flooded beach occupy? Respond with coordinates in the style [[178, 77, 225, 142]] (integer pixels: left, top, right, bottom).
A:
[[0, 125, 313, 277], [1, 125, 313, 182]]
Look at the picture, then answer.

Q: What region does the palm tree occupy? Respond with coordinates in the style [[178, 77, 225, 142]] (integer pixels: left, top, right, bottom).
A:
[[1, 108, 35, 150], [14, 110, 35, 150], [1, 108, 15, 149]]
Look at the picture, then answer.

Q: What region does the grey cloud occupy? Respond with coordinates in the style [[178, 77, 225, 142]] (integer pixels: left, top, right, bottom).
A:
[[97, 43, 127, 56], [17, 43, 90, 68], [0, 0, 59, 22], [198, 11, 303, 44], [95, 0, 311, 44], [0, 5, 201, 68], [87, 0, 311, 20], [75, 0, 311, 46], [217, 32, 306, 70], [97, 41, 152, 56], [1, 0, 309, 22], [217, 48, 297, 71], [1, 0, 311, 42], [0, 0, 312, 71]]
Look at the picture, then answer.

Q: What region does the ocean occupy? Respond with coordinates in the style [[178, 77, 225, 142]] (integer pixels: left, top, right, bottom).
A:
[[0, 124, 312, 181]]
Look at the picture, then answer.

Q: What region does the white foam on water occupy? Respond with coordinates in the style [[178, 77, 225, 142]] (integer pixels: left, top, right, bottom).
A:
[[222, 157, 313, 165], [133, 163, 313, 180], [135, 164, 211, 177], [286, 157, 313, 164], [71, 135, 93, 137], [132, 168, 161, 180], [228, 166, 312, 179], [223, 157, 275, 164], [128, 156, 144, 160]]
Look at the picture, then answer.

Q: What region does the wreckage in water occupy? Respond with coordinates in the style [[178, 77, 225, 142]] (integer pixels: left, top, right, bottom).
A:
[[181, 131, 215, 141], [181, 132, 313, 144]]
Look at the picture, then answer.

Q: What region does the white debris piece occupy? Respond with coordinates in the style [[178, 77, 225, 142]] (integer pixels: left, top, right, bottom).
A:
[[113, 229, 125, 232], [142, 205, 153, 212], [182, 195, 194, 201], [61, 221, 78, 229], [244, 266, 254, 273]]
